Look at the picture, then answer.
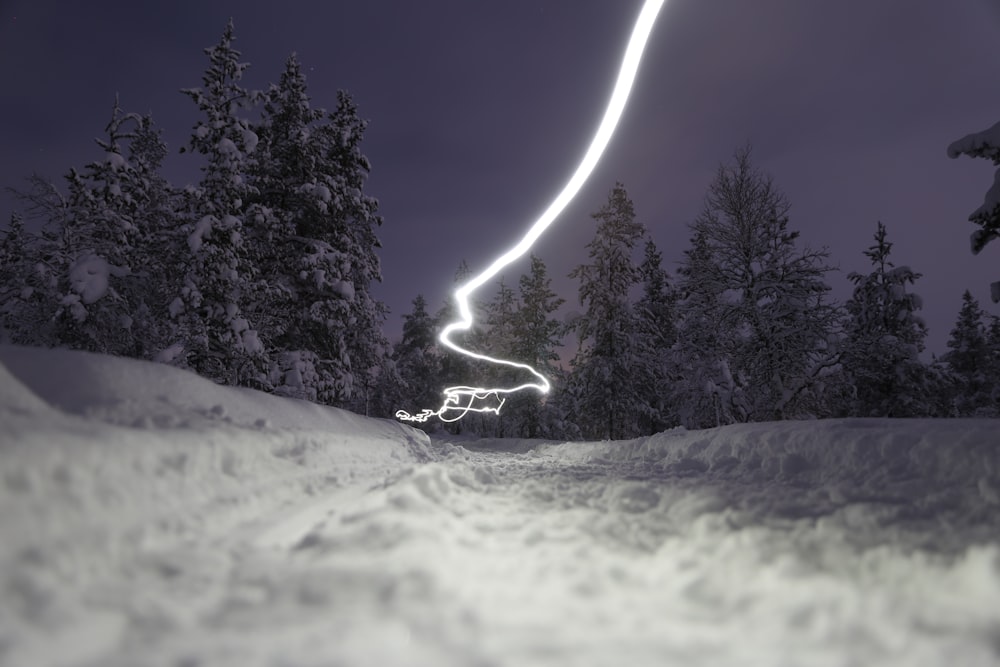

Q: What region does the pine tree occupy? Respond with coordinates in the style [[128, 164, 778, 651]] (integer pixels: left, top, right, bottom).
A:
[[841, 222, 931, 417], [672, 229, 738, 428], [4, 178, 72, 347], [672, 147, 838, 426], [481, 278, 520, 436], [393, 294, 444, 428], [567, 183, 649, 440], [126, 114, 184, 360], [942, 290, 996, 415], [508, 255, 566, 438], [0, 213, 34, 342], [172, 20, 267, 387], [947, 120, 1000, 302], [635, 238, 678, 433], [56, 103, 177, 358], [324, 90, 388, 410], [252, 54, 388, 408], [3, 104, 177, 358]]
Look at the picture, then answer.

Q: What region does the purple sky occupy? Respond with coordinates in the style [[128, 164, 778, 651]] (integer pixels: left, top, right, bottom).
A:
[[2, 1, 1000, 357]]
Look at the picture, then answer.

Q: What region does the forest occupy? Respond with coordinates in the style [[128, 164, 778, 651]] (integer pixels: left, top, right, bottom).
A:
[[2, 23, 999, 441]]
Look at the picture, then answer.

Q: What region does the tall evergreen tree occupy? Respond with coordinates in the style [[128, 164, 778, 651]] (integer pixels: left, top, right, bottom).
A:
[[672, 229, 736, 428], [3, 104, 177, 358], [841, 222, 931, 417], [567, 183, 649, 440], [635, 238, 678, 433], [509, 255, 566, 438], [672, 147, 838, 426], [942, 290, 996, 416], [172, 20, 266, 386], [393, 294, 444, 428], [252, 53, 389, 407], [5, 179, 76, 348], [0, 213, 34, 342]]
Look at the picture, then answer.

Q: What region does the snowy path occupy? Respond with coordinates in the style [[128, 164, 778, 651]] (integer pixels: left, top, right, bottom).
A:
[[3, 346, 1000, 666]]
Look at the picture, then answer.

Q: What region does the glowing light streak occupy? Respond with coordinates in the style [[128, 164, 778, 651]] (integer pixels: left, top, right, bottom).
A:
[[396, 0, 665, 424]]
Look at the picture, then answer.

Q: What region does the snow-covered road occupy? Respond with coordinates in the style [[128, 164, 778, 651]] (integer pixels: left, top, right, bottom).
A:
[[2, 346, 1000, 666]]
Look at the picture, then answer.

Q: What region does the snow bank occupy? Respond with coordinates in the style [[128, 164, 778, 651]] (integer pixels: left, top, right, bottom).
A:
[[0, 344, 432, 662], [535, 420, 1000, 550]]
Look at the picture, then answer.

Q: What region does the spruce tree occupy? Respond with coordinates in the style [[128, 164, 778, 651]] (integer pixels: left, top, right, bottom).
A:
[[4, 104, 176, 358], [842, 222, 930, 417], [5, 178, 73, 348], [62, 104, 177, 358], [0, 213, 34, 342], [251, 54, 388, 408], [672, 147, 838, 425], [942, 290, 996, 415], [672, 229, 737, 428], [635, 238, 678, 433], [567, 183, 649, 440], [482, 278, 519, 437], [509, 255, 566, 438], [173, 20, 267, 386], [393, 295, 444, 428]]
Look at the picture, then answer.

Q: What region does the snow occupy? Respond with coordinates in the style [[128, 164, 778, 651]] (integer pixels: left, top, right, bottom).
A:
[[332, 278, 356, 301], [947, 119, 1000, 162], [188, 215, 214, 253], [949, 121, 1000, 233], [242, 128, 259, 154], [217, 137, 239, 158], [2, 344, 1000, 666], [105, 152, 126, 170], [68, 253, 110, 305]]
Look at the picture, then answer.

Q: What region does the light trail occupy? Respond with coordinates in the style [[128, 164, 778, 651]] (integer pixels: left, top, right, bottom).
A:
[[396, 0, 665, 424]]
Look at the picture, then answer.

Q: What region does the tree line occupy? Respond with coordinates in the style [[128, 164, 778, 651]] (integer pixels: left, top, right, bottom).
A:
[[2, 24, 998, 437], [395, 153, 1000, 440]]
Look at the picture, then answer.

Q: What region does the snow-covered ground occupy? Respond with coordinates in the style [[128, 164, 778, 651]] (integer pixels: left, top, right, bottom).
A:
[[2, 345, 999, 667]]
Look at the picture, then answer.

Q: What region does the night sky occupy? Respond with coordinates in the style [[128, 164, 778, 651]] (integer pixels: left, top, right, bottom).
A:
[[2, 1, 1000, 357]]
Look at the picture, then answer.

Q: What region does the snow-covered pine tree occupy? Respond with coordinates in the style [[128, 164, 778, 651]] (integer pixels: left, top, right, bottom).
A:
[[947, 120, 1000, 302], [635, 238, 678, 433], [481, 278, 520, 437], [125, 114, 184, 360], [4, 103, 177, 359], [672, 229, 737, 428], [841, 222, 931, 417], [393, 294, 444, 429], [323, 90, 389, 411], [673, 147, 838, 424], [172, 21, 267, 387], [251, 53, 389, 408], [942, 290, 997, 416], [3, 178, 72, 347], [567, 183, 650, 440], [0, 213, 34, 342], [57, 103, 177, 358], [509, 254, 566, 439]]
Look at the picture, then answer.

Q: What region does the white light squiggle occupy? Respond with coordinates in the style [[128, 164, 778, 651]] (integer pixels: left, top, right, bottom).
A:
[[397, 0, 665, 424]]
